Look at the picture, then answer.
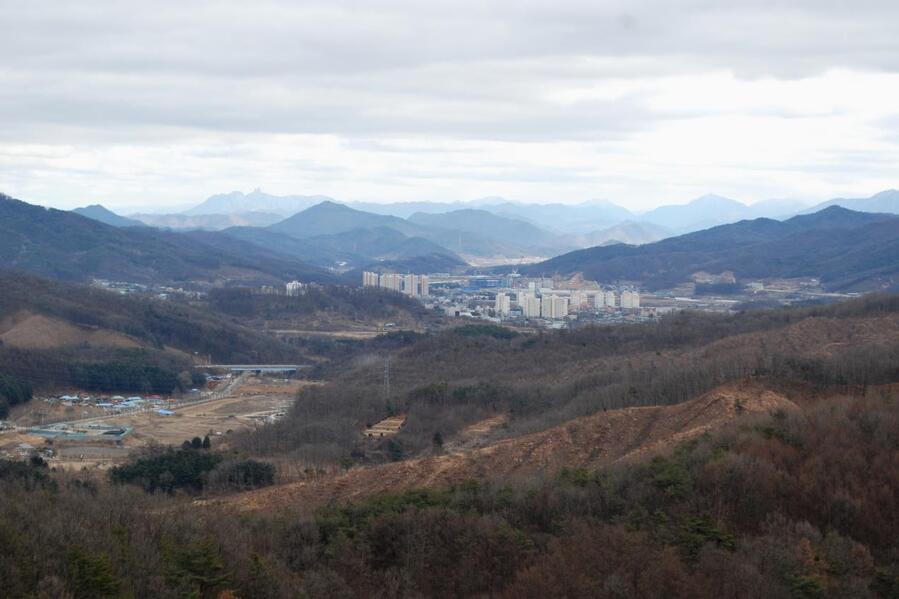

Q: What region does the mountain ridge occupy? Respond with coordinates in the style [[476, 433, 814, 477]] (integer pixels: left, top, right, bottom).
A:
[[72, 204, 147, 228], [518, 206, 899, 291], [0, 193, 334, 285]]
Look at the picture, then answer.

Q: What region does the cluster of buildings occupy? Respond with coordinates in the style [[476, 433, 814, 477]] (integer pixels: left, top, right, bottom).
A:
[[410, 273, 645, 328], [362, 272, 430, 297], [493, 286, 640, 321], [258, 280, 310, 296], [43, 392, 188, 414]]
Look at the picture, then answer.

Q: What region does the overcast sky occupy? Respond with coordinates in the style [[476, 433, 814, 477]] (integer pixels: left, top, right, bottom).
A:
[[2, 0, 899, 212]]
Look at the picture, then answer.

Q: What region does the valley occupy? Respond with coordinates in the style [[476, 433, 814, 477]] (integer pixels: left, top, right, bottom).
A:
[[7, 5, 899, 596], [1, 191, 899, 599]]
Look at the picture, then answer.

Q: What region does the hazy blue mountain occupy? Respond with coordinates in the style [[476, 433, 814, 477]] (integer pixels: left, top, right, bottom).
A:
[[347, 201, 471, 219], [269, 201, 423, 239], [804, 189, 899, 215], [408, 209, 572, 252], [226, 224, 466, 272], [483, 200, 635, 234], [519, 206, 899, 291], [637, 194, 754, 232], [72, 204, 147, 228], [744, 198, 811, 219], [0, 193, 334, 285], [185, 189, 332, 215], [578, 221, 672, 247], [131, 211, 283, 230], [268, 201, 551, 259]]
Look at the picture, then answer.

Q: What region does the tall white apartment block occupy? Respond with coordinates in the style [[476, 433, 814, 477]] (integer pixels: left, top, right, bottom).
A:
[[541, 295, 554, 319], [539, 295, 569, 319], [620, 290, 641, 309], [551, 296, 569, 319], [362, 272, 380, 288], [570, 291, 588, 310], [285, 280, 305, 296], [362, 271, 429, 297], [380, 273, 404, 292], [402, 274, 416, 295], [601, 290, 617, 308], [519, 293, 541, 318], [494, 292, 511, 316]]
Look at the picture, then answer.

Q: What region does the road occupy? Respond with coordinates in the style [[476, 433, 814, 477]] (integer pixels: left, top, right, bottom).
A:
[[27, 373, 249, 429]]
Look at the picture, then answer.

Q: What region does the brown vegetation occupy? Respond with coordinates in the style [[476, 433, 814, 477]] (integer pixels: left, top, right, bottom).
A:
[[229, 382, 798, 511], [0, 311, 142, 349]]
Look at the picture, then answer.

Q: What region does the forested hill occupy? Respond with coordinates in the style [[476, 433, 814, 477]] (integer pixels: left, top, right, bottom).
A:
[[519, 206, 899, 291], [0, 194, 334, 285], [0, 270, 306, 393], [0, 270, 304, 364]]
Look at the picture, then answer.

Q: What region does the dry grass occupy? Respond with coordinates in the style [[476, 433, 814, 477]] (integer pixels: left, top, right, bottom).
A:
[[0, 311, 142, 349], [229, 381, 799, 512]]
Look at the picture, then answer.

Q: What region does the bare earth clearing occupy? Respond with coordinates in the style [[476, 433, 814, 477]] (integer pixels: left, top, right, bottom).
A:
[[0, 311, 142, 349], [0, 377, 310, 470], [229, 382, 798, 512]]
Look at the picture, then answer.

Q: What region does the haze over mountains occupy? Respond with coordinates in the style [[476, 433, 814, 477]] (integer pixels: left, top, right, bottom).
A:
[[522, 206, 899, 292], [114, 187, 898, 238], [0, 193, 334, 285], [72, 204, 146, 228], [9, 186, 898, 291]]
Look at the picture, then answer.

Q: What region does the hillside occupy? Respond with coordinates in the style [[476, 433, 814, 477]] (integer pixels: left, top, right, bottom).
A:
[[488, 199, 635, 234], [3, 293, 899, 597], [130, 211, 283, 230], [805, 188, 899, 215], [233, 383, 798, 510], [0, 270, 304, 361], [227, 224, 467, 272], [638, 194, 754, 232], [269, 201, 422, 239], [579, 220, 671, 246], [0, 270, 307, 393], [238, 293, 899, 479], [72, 204, 147, 228], [521, 206, 899, 290], [0, 193, 333, 285], [408, 209, 573, 254], [268, 201, 536, 259], [185, 189, 331, 215]]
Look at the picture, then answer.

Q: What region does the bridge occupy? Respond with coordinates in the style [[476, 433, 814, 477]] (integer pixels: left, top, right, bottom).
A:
[[195, 364, 312, 374]]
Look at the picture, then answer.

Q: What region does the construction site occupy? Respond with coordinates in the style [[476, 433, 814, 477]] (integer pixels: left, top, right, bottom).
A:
[[0, 374, 308, 470]]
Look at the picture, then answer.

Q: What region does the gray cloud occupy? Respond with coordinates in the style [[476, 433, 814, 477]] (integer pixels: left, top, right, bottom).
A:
[[2, 0, 899, 209], [4, 0, 899, 142]]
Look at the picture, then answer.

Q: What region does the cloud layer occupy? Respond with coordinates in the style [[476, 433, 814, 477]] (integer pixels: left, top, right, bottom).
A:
[[2, 0, 899, 210]]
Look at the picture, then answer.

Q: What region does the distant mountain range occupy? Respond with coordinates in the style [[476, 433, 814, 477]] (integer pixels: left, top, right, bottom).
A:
[[224, 224, 466, 274], [131, 211, 283, 230], [519, 206, 899, 291], [804, 189, 899, 215], [60, 188, 899, 285], [184, 188, 330, 215], [1, 194, 333, 285], [72, 204, 146, 228], [577, 221, 672, 247], [637, 194, 812, 233], [407, 208, 575, 256], [265, 202, 560, 260]]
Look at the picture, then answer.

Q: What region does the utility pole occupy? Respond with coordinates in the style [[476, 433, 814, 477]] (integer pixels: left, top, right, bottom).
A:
[[383, 356, 391, 400]]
